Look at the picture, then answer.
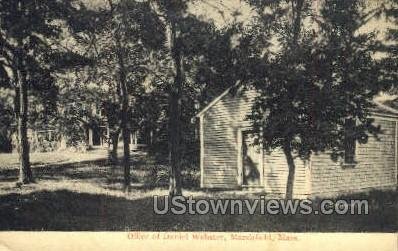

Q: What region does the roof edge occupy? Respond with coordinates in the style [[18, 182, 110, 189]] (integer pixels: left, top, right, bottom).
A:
[[373, 100, 398, 116], [196, 81, 241, 117], [196, 86, 398, 119]]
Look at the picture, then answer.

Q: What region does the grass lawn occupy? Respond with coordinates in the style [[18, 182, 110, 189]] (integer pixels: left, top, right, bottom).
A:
[[0, 149, 397, 231], [0, 147, 113, 168]]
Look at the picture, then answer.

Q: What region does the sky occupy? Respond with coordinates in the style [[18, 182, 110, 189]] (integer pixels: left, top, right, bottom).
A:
[[81, 0, 253, 27], [188, 0, 254, 27], [78, 0, 396, 99], [81, 0, 393, 33]]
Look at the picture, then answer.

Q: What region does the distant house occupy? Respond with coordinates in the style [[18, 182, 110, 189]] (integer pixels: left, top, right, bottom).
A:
[[11, 103, 146, 152], [197, 87, 398, 198]]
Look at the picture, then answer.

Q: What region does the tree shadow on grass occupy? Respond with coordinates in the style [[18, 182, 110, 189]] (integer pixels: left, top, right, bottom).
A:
[[0, 189, 396, 231], [0, 158, 154, 190], [0, 159, 109, 182]]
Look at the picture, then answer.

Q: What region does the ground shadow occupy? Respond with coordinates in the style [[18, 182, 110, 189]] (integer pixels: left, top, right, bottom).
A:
[[0, 155, 156, 186], [0, 189, 396, 231]]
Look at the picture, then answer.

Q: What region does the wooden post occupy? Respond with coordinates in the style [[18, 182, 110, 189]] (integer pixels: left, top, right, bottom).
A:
[[60, 135, 67, 149], [106, 126, 110, 147], [237, 128, 243, 186], [88, 128, 93, 147], [130, 132, 134, 149], [395, 121, 398, 185], [133, 131, 138, 145], [200, 115, 205, 188]]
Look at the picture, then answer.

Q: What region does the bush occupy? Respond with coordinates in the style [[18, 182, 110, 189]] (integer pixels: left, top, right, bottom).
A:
[[66, 141, 89, 152], [31, 135, 59, 152], [147, 164, 169, 187], [146, 163, 200, 189], [182, 169, 200, 188], [0, 133, 12, 153]]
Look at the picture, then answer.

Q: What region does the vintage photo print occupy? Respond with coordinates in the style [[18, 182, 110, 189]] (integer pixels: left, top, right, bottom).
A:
[[0, 0, 397, 250]]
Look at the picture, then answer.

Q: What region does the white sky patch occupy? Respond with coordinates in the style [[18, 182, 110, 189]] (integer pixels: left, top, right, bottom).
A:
[[188, 0, 254, 28]]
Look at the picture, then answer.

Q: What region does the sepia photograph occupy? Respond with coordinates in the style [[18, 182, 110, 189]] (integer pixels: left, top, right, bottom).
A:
[[0, 0, 397, 249]]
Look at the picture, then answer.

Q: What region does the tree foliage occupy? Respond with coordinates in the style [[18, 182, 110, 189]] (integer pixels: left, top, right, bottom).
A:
[[247, 0, 389, 198], [0, 0, 90, 183]]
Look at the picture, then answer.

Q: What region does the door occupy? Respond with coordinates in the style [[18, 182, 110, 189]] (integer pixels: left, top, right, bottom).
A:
[[241, 131, 263, 187], [93, 127, 101, 146]]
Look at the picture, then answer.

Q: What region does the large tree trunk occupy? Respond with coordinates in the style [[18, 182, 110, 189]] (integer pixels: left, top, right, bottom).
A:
[[116, 41, 131, 190], [121, 113, 130, 190], [108, 128, 119, 165], [109, 0, 131, 190], [283, 142, 295, 199], [168, 23, 183, 197], [168, 86, 182, 197], [291, 0, 304, 46], [149, 0, 184, 196], [17, 65, 33, 184], [117, 60, 131, 190], [15, 31, 33, 184], [281, 0, 303, 199]]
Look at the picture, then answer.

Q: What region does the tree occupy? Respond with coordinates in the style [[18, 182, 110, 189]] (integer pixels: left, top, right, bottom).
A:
[[56, 73, 104, 151], [150, 0, 235, 196], [382, 0, 398, 92], [0, 0, 85, 184], [69, 0, 165, 189], [149, 0, 267, 195], [0, 87, 14, 153], [58, 3, 123, 159], [247, 0, 387, 198], [149, 0, 187, 196]]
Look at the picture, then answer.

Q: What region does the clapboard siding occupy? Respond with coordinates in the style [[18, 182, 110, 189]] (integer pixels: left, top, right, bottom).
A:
[[201, 88, 310, 197], [200, 87, 397, 198], [310, 117, 398, 196], [202, 89, 251, 189], [263, 149, 310, 197]]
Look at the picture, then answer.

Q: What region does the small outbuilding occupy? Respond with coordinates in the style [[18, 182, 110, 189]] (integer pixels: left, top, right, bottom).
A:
[[197, 86, 398, 198]]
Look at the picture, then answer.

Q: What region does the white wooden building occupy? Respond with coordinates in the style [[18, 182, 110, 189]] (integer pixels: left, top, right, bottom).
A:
[[197, 87, 398, 198]]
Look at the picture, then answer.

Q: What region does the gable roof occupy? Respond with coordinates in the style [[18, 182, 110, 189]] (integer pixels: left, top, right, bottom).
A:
[[196, 82, 241, 117], [196, 85, 398, 118], [373, 100, 398, 116]]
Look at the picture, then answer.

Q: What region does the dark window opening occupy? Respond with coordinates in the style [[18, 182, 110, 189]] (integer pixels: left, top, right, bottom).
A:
[[344, 119, 356, 164]]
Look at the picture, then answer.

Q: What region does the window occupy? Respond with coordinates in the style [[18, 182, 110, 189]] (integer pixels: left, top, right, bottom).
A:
[[344, 119, 356, 164]]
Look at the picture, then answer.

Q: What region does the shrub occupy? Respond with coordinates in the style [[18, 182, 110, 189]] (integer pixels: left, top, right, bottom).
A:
[[182, 169, 200, 189], [147, 164, 169, 187], [146, 163, 200, 189], [30, 133, 59, 152], [0, 133, 12, 153]]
